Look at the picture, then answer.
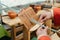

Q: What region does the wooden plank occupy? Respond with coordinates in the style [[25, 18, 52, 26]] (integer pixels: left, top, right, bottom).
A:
[[16, 26, 23, 32], [16, 33, 23, 40], [23, 27, 30, 40], [30, 24, 41, 32], [11, 26, 16, 40]]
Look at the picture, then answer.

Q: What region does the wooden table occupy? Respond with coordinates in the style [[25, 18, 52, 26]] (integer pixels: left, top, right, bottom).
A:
[[2, 16, 22, 26], [2, 16, 23, 40]]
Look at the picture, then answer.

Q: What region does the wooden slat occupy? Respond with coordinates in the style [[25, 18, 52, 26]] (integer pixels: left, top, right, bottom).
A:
[[11, 26, 16, 40], [30, 24, 41, 32], [16, 26, 23, 32], [16, 33, 23, 40], [23, 27, 30, 40]]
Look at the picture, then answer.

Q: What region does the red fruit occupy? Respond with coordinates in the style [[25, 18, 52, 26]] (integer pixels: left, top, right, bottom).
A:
[[8, 10, 17, 19]]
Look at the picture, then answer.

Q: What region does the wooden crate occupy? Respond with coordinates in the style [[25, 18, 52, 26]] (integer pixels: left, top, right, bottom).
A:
[[18, 7, 52, 40], [2, 16, 23, 40]]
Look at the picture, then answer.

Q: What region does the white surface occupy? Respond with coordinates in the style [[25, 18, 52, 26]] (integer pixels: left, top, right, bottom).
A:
[[30, 24, 40, 31], [1, 0, 46, 8], [51, 33, 60, 40]]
